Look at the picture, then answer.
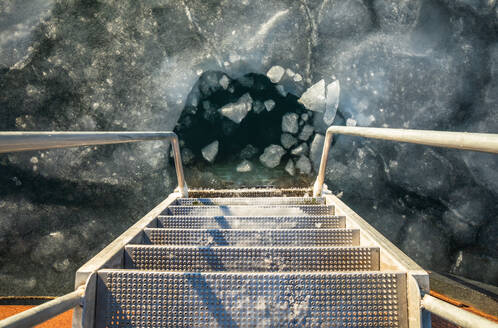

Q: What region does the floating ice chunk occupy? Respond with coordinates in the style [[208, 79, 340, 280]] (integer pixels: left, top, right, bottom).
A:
[[219, 93, 253, 123], [298, 124, 314, 141], [281, 133, 298, 149], [298, 79, 325, 112], [324, 80, 340, 125], [219, 75, 230, 89], [301, 113, 309, 121], [310, 134, 325, 167], [236, 160, 253, 172], [296, 156, 312, 174], [253, 100, 265, 114], [291, 143, 309, 156], [266, 65, 285, 83], [285, 159, 295, 176], [346, 118, 357, 126], [259, 145, 286, 168], [281, 113, 299, 134], [201, 140, 219, 163], [239, 144, 259, 159], [286, 68, 295, 77], [264, 99, 276, 111], [293, 73, 303, 82], [181, 148, 195, 165], [276, 85, 287, 97]]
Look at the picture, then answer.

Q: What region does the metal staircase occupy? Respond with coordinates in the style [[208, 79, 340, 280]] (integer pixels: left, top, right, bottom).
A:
[[74, 188, 426, 328]]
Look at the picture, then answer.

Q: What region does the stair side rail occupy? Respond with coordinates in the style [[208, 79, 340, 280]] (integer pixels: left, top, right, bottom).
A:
[[0, 131, 188, 197]]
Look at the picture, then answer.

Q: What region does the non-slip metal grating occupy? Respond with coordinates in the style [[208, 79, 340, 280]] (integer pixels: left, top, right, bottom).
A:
[[143, 228, 360, 247], [175, 197, 326, 206], [187, 188, 313, 198], [157, 215, 346, 229], [164, 205, 335, 216], [96, 270, 407, 328], [124, 246, 380, 272]]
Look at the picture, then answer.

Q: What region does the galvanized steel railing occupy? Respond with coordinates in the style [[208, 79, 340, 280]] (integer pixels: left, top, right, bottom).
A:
[[313, 126, 498, 197], [312, 126, 498, 328], [0, 131, 188, 197]]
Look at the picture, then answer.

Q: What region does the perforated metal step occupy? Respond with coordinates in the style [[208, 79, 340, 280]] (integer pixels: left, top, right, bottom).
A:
[[163, 205, 334, 216], [188, 187, 312, 198], [96, 270, 408, 328], [124, 245, 380, 271], [157, 215, 346, 229], [176, 197, 325, 206], [143, 228, 360, 247]]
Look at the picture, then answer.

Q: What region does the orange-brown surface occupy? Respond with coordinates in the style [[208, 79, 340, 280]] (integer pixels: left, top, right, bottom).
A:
[[0, 305, 72, 327]]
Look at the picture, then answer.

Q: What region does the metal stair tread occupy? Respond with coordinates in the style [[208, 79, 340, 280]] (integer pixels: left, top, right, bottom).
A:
[[96, 269, 408, 328], [124, 245, 380, 272], [157, 215, 346, 229], [163, 204, 335, 216], [143, 228, 360, 246], [175, 197, 326, 206]]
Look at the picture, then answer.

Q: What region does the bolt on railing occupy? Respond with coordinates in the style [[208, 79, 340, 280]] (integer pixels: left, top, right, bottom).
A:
[[0, 131, 188, 197], [313, 126, 498, 197]]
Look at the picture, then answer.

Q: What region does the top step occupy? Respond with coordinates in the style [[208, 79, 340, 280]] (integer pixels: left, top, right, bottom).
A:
[[188, 187, 312, 198], [175, 197, 325, 206]]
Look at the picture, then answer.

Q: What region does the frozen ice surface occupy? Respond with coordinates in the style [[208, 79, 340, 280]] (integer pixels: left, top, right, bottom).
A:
[[281, 113, 299, 134], [259, 145, 286, 168], [285, 159, 295, 176], [309, 134, 325, 168], [239, 144, 259, 159], [264, 99, 276, 112], [266, 65, 285, 83], [280, 133, 297, 149], [373, 0, 422, 32], [291, 143, 309, 156], [298, 124, 314, 141], [219, 93, 253, 124], [324, 80, 340, 125], [219, 75, 230, 90], [201, 140, 219, 163], [295, 156, 312, 174], [298, 79, 326, 112], [236, 160, 253, 173]]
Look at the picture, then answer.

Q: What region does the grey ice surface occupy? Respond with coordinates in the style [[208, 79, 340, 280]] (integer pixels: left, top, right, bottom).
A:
[[259, 145, 286, 168], [201, 140, 219, 163], [281, 133, 298, 149], [0, 0, 497, 295], [281, 112, 299, 134], [298, 124, 314, 141]]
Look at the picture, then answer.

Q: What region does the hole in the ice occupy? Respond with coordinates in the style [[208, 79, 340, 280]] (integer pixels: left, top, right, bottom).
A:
[[174, 71, 316, 188]]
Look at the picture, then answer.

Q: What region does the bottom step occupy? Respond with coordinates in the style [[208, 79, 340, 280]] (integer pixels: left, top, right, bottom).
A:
[[96, 270, 408, 328]]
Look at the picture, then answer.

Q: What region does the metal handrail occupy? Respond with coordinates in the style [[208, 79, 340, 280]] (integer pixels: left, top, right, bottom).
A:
[[313, 126, 498, 197], [421, 294, 498, 328], [0, 286, 85, 328], [0, 131, 188, 197]]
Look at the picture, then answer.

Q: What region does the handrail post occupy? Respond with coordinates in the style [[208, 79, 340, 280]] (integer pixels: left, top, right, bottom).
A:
[[170, 134, 188, 197], [313, 131, 333, 197]]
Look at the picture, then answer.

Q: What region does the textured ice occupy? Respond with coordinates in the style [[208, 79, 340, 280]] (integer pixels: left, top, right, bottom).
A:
[[219, 93, 253, 123], [324, 80, 340, 125], [259, 145, 286, 168], [295, 156, 312, 174], [264, 99, 276, 112], [266, 65, 285, 83], [298, 124, 314, 141], [219, 75, 230, 90], [201, 140, 219, 163], [291, 143, 309, 156], [309, 134, 325, 168], [281, 113, 299, 134], [285, 159, 295, 176], [280, 133, 297, 149], [236, 160, 253, 173], [298, 79, 326, 112], [239, 144, 259, 159]]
